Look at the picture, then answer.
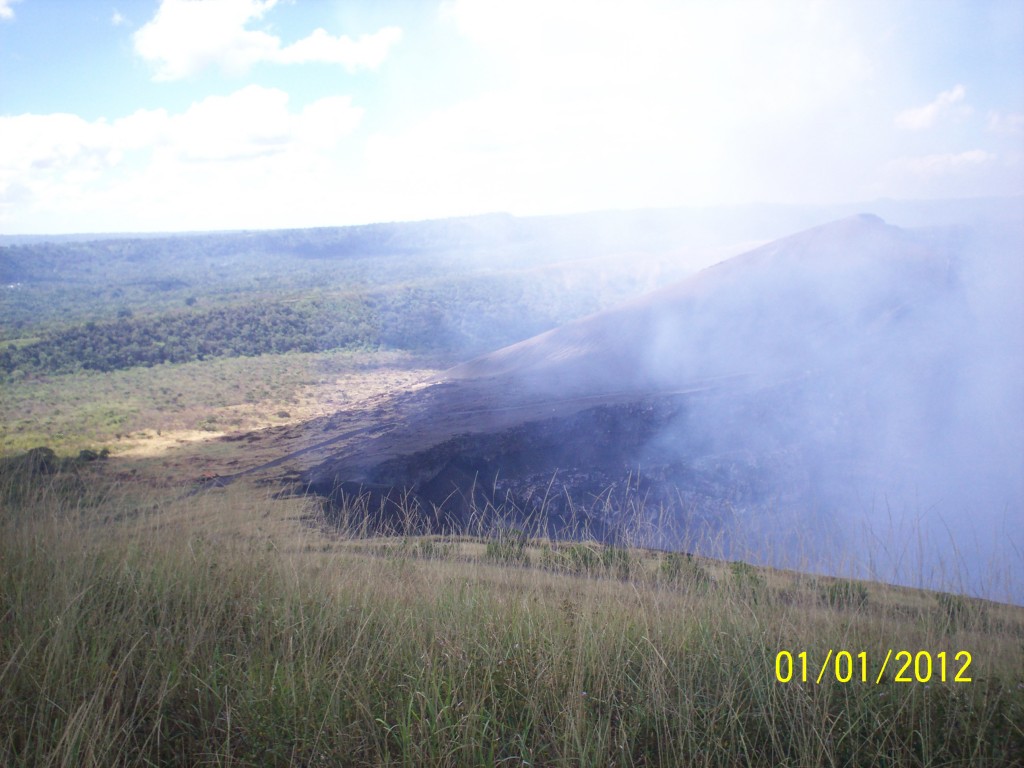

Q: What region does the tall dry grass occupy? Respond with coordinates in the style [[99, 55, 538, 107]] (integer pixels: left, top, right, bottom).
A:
[[1, 465, 1022, 767]]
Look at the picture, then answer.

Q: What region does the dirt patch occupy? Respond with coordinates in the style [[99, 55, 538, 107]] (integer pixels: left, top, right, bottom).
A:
[[116, 364, 444, 482], [116, 429, 229, 457]]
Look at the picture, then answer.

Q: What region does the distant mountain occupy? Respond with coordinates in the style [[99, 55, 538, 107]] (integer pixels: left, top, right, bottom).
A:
[[299, 213, 1023, 600]]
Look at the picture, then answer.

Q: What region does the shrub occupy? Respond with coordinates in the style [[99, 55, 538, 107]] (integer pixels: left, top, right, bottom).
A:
[[485, 529, 528, 565], [16, 446, 58, 476], [413, 539, 452, 560], [936, 591, 987, 632], [601, 545, 632, 578], [823, 579, 869, 609], [730, 560, 764, 591], [660, 552, 710, 588]]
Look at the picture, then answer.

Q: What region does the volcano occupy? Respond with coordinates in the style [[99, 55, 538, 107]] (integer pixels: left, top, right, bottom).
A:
[[299, 213, 1022, 583]]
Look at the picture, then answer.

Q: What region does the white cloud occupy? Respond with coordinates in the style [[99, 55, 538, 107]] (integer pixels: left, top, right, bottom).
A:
[[0, 113, 113, 175], [133, 0, 280, 80], [133, 0, 401, 80], [895, 85, 969, 130], [0, 86, 364, 231], [170, 86, 292, 162], [890, 149, 995, 176], [276, 27, 403, 69], [0, 86, 361, 172], [366, 0, 877, 216], [111, 10, 128, 27], [877, 149, 1017, 200], [4, 0, 1018, 233], [987, 110, 1024, 136], [0, 0, 20, 21]]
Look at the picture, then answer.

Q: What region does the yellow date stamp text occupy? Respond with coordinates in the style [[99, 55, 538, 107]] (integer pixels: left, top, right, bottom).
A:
[[774, 650, 973, 684]]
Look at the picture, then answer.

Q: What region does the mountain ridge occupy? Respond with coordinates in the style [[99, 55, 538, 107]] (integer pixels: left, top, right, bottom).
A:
[[440, 213, 955, 396]]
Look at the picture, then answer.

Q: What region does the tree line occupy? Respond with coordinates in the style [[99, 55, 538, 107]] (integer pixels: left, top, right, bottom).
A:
[[0, 280, 589, 378], [0, 299, 374, 376]]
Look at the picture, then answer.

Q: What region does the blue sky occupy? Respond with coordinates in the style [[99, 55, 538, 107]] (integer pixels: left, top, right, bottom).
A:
[[1, 0, 1021, 234]]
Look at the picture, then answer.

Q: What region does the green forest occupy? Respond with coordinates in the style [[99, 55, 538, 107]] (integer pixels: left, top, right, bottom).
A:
[[0, 281, 588, 377], [1, 217, 687, 379]]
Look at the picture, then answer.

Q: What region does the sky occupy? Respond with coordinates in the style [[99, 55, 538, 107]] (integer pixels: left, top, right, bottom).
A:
[[0, 0, 1022, 234]]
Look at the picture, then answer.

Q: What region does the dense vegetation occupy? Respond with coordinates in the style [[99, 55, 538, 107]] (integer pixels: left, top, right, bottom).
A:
[[1, 215, 690, 378], [0, 278, 599, 377], [2, 465, 1022, 767], [2, 298, 369, 374]]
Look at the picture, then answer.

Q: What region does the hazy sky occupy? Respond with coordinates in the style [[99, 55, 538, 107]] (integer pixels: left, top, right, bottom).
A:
[[1, 0, 1022, 234]]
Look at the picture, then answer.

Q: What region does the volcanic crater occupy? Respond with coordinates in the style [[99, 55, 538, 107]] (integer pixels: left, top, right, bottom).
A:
[[288, 213, 991, 553]]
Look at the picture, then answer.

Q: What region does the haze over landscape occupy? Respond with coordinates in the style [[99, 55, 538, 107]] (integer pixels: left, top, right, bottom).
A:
[[1, 0, 1021, 591], [2, 0, 1022, 595], [3, 2, 1024, 765], [292, 209, 1023, 601]]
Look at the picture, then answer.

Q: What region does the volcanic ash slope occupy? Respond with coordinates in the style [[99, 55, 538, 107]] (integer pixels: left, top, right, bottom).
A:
[[303, 214, 1022, 593]]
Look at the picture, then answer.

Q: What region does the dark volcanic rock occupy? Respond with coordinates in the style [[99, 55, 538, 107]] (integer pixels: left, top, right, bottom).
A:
[[301, 215, 1022, 583]]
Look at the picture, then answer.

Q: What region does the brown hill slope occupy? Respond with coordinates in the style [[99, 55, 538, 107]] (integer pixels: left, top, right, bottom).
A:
[[443, 213, 951, 393], [293, 214, 1019, 597]]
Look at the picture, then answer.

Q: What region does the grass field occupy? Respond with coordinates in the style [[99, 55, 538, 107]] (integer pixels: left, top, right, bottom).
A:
[[2, 456, 1022, 767], [0, 349, 449, 457]]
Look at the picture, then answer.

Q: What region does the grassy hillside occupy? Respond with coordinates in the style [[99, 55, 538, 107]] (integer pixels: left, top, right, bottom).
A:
[[3, 209, 1022, 766], [0, 348, 449, 456], [1, 462, 1022, 767]]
